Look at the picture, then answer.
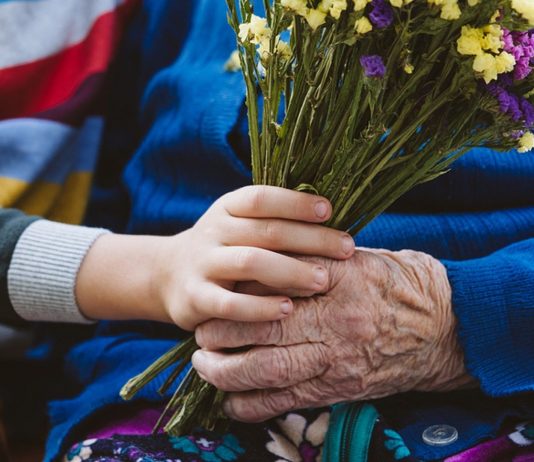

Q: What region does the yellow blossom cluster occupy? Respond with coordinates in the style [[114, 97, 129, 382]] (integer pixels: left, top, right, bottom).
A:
[[388, 0, 414, 7], [457, 25, 516, 83], [281, 0, 349, 30], [518, 132, 534, 153], [512, 0, 534, 26], [238, 14, 292, 62], [427, 0, 461, 20], [389, 0, 479, 21], [238, 15, 272, 45], [354, 0, 372, 11], [355, 16, 373, 34]]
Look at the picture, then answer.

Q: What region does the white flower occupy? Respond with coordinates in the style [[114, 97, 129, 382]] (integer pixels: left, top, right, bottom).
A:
[[238, 15, 272, 45], [224, 50, 241, 72], [266, 412, 329, 462]]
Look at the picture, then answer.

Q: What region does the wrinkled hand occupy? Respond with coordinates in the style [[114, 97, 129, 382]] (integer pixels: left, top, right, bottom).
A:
[[192, 248, 474, 422]]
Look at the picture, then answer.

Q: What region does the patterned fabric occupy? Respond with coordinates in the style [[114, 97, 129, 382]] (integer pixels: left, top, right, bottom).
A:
[[65, 408, 329, 462], [444, 422, 534, 462], [65, 406, 534, 462], [0, 0, 137, 224]]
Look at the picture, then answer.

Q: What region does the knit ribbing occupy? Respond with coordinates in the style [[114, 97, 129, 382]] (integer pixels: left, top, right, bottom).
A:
[[443, 238, 534, 397], [7, 220, 109, 323]]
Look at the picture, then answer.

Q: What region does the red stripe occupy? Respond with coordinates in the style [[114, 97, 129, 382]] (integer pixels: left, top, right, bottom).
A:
[[0, 0, 138, 120]]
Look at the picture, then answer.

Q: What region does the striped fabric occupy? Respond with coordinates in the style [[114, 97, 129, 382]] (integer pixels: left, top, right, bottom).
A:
[[0, 0, 138, 224]]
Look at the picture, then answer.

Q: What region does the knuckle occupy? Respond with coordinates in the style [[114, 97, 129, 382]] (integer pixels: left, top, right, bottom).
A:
[[207, 366, 226, 389], [217, 293, 237, 318], [263, 348, 292, 386], [234, 248, 258, 272], [248, 186, 268, 212], [262, 220, 281, 245], [262, 389, 296, 416], [195, 323, 213, 349]]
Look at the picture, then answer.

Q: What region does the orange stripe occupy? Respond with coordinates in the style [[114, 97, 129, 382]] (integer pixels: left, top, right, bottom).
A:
[[0, 0, 138, 120]]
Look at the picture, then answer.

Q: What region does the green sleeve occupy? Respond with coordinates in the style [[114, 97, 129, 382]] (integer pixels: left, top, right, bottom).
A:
[[0, 209, 39, 326]]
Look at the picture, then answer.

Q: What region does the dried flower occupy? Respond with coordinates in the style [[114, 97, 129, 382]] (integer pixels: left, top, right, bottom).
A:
[[360, 54, 386, 77], [369, 0, 394, 29], [518, 131, 534, 152]]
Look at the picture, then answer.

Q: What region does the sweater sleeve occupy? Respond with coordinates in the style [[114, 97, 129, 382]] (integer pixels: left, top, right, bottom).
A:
[[7, 220, 109, 324], [0, 209, 39, 326], [442, 238, 534, 397]]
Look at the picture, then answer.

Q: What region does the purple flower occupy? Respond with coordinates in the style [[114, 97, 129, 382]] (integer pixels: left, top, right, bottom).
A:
[[369, 0, 394, 29], [360, 55, 386, 78], [520, 98, 534, 127], [486, 83, 534, 127], [502, 28, 534, 81]]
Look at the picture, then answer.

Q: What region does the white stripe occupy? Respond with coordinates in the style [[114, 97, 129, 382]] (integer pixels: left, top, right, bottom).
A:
[[0, 0, 126, 69]]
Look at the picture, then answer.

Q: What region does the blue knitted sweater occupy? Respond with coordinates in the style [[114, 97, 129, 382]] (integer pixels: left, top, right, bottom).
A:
[[45, 1, 534, 461]]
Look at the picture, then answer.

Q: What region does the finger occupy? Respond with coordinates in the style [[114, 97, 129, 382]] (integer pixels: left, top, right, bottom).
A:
[[223, 379, 332, 422], [195, 301, 323, 350], [192, 343, 328, 392], [221, 185, 332, 222], [206, 246, 329, 292], [220, 217, 355, 259], [192, 283, 293, 323], [235, 281, 317, 298]]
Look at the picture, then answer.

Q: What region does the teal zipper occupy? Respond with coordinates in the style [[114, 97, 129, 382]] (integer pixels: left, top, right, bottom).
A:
[[323, 403, 378, 462]]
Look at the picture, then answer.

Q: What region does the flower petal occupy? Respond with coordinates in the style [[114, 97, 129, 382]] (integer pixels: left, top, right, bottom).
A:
[[305, 412, 330, 447], [276, 413, 307, 447], [266, 430, 301, 461]]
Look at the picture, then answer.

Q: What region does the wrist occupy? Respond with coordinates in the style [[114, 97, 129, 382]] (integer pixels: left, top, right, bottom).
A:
[[76, 233, 173, 324]]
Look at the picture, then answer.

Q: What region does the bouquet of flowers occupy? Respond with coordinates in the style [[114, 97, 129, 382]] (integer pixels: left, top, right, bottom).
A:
[[121, 0, 534, 435]]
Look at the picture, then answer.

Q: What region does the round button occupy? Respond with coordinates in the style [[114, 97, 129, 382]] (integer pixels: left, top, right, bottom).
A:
[[422, 425, 458, 447]]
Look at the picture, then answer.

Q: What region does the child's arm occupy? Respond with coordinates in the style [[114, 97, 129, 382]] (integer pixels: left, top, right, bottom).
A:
[[5, 186, 355, 330]]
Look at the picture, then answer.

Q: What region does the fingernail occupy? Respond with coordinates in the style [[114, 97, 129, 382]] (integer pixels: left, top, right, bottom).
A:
[[314, 201, 329, 219], [314, 267, 327, 287], [280, 300, 292, 315], [223, 399, 234, 417], [342, 235, 354, 255]]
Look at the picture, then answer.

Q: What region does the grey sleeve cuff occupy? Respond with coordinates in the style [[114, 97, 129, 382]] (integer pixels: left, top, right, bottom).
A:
[[7, 220, 110, 324]]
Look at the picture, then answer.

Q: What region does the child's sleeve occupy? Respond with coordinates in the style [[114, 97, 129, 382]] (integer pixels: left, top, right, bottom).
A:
[[1, 210, 108, 325]]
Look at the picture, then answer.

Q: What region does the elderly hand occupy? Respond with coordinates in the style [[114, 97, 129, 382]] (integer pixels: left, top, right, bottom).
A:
[[192, 248, 474, 422]]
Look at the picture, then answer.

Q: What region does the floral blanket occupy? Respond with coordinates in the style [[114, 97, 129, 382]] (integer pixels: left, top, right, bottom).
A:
[[64, 407, 534, 462]]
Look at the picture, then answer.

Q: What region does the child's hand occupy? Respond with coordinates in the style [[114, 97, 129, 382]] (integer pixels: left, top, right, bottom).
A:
[[156, 186, 354, 329], [76, 186, 355, 330]]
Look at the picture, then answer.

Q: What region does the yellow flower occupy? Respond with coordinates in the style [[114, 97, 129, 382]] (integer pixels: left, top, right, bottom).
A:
[[495, 51, 516, 74], [389, 0, 414, 7], [512, 0, 534, 26], [518, 132, 534, 153], [481, 24, 503, 54], [354, 0, 372, 10], [304, 8, 328, 29], [327, 0, 348, 19], [276, 41, 293, 61], [428, 0, 461, 20], [404, 63, 414, 74], [441, 1, 461, 20], [238, 15, 272, 45], [281, 0, 307, 15], [355, 16, 373, 34], [457, 26, 484, 56], [467, 0, 480, 5], [473, 53, 498, 83]]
